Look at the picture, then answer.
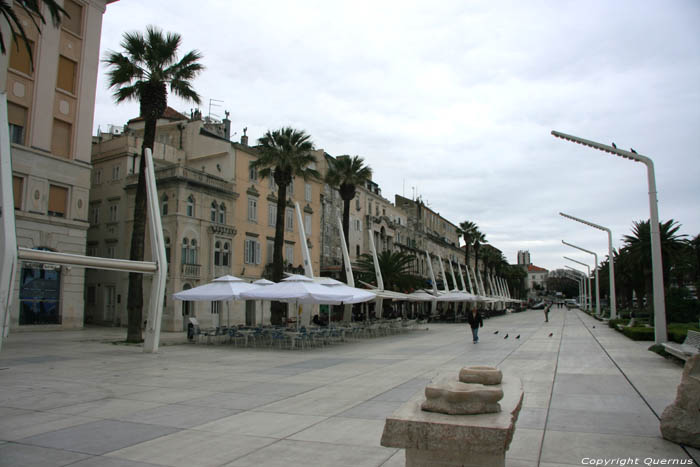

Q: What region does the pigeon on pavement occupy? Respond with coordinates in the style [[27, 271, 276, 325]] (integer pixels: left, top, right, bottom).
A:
[[548, 333, 553, 337], [504, 334, 509, 339], [516, 335, 520, 339], [494, 330, 499, 334]]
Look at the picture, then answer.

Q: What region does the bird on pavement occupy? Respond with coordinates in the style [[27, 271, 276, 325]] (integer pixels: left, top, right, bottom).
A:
[[494, 330, 499, 334], [612, 142, 617, 148], [630, 148, 637, 154], [548, 333, 553, 337], [504, 334, 509, 339], [516, 335, 520, 339], [592, 326, 596, 329]]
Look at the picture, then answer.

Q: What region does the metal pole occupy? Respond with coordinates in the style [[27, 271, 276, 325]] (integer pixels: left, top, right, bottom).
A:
[[552, 131, 665, 342], [562, 240, 600, 316]]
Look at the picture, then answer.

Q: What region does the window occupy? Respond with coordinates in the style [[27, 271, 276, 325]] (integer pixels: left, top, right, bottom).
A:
[[211, 301, 221, 314], [268, 176, 276, 190], [106, 245, 116, 258], [165, 237, 171, 263], [51, 119, 71, 159], [62, 0, 83, 36], [13, 176, 23, 210], [90, 206, 99, 225], [356, 245, 360, 257], [48, 185, 68, 217], [56, 56, 77, 93], [376, 205, 379, 216], [285, 208, 294, 231], [214, 241, 221, 266], [181, 238, 188, 264], [223, 242, 230, 266], [9, 34, 33, 75], [8, 102, 27, 145], [19, 250, 61, 325], [287, 179, 294, 196], [95, 169, 102, 185], [249, 163, 257, 181], [268, 204, 277, 227], [189, 239, 197, 264], [285, 244, 294, 264], [304, 214, 312, 237], [355, 218, 362, 231], [266, 240, 274, 264], [86, 244, 97, 256], [244, 237, 261, 264], [247, 198, 257, 222], [162, 195, 168, 215], [186, 195, 194, 217], [86, 286, 96, 306], [108, 204, 118, 222], [355, 198, 360, 210], [112, 165, 120, 181], [210, 201, 218, 222], [218, 203, 226, 224], [305, 183, 312, 202]]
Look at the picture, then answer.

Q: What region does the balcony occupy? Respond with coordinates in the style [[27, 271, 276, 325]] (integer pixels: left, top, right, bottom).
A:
[[181, 263, 201, 280]]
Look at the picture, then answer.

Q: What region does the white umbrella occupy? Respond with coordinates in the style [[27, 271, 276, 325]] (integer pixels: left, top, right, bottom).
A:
[[172, 275, 260, 327], [253, 278, 274, 325], [240, 274, 355, 305], [435, 290, 480, 302], [316, 277, 376, 304]]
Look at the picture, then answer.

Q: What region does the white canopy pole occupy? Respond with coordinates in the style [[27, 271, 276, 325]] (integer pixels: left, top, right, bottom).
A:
[[465, 262, 475, 294], [336, 215, 354, 322], [295, 202, 313, 278], [368, 230, 384, 319]]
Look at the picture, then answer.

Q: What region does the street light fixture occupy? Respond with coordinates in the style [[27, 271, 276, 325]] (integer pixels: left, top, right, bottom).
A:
[[560, 212, 617, 319], [552, 130, 666, 344], [564, 266, 585, 307], [564, 256, 591, 311], [563, 240, 600, 317]]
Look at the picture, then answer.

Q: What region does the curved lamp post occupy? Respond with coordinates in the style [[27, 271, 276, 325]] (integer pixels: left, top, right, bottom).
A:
[[563, 240, 600, 317], [564, 265, 586, 307], [564, 256, 591, 311], [560, 212, 617, 319], [552, 130, 665, 344]]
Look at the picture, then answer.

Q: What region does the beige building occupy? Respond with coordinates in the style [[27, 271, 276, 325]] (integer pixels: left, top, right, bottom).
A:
[[3, 1, 115, 330], [87, 111, 324, 331]]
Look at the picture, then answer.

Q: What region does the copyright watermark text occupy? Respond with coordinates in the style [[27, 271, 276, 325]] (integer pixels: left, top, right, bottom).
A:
[[581, 458, 694, 466]]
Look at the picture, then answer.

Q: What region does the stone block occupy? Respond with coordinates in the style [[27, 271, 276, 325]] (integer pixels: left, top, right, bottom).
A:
[[660, 354, 700, 448]]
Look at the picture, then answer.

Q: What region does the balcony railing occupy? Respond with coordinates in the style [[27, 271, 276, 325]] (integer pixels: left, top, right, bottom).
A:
[[181, 263, 201, 279]]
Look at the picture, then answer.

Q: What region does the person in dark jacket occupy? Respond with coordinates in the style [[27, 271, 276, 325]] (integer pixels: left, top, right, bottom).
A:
[[466, 308, 484, 343]]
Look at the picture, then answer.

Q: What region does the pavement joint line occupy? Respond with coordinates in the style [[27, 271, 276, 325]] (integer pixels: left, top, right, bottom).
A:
[[572, 310, 699, 464], [536, 307, 569, 467]]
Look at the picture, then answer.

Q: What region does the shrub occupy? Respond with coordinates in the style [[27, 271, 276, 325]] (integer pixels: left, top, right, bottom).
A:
[[666, 287, 700, 324], [621, 326, 654, 341], [667, 323, 700, 344], [608, 318, 629, 329]]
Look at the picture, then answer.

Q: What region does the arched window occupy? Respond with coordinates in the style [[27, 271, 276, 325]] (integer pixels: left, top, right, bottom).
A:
[[186, 195, 194, 217], [181, 237, 189, 264], [165, 237, 171, 263], [210, 201, 217, 222], [190, 239, 197, 264], [181, 284, 193, 318], [214, 241, 221, 266], [218, 203, 226, 224], [162, 194, 168, 216], [223, 242, 230, 266], [355, 245, 360, 257]]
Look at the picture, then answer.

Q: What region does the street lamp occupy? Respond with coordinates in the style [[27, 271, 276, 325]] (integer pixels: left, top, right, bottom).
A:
[[552, 130, 666, 344], [565, 265, 586, 307], [564, 256, 591, 311], [560, 212, 617, 319], [563, 240, 600, 317]]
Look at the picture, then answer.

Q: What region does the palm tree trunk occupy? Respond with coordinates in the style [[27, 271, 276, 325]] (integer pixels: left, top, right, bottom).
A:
[[340, 196, 351, 283], [125, 118, 156, 342], [271, 181, 288, 325]]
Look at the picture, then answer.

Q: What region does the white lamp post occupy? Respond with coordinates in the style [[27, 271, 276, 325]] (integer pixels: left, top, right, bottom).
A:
[[560, 212, 617, 319], [563, 240, 600, 317], [564, 256, 591, 311], [565, 266, 585, 307], [552, 130, 666, 343]]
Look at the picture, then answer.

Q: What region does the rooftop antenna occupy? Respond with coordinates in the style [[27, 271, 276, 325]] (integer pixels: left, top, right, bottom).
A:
[[208, 98, 223, 120]]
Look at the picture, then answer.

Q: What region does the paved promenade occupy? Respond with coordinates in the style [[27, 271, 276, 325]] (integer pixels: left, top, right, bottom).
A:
[[0, 308, 697, 467]]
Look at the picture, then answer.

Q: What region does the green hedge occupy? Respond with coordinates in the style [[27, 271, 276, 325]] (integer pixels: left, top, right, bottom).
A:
[[621, 326, 655, 341], [608, 318, 629, 329], [667, 323, 700, 344]]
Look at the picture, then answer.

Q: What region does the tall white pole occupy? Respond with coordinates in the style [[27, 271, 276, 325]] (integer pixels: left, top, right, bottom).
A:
[[563, 240, 600, 316], [552, 131, 665, 343]]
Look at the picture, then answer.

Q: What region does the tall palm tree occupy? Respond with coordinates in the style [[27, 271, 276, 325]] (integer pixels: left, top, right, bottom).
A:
[[251, 127, 319, 322], [457, 221, 478, 270], [325, 155, 372, 281], [356, 250, 422, 292], [1, 0, 66, 66], [104, 26, 204, 342], [472, 230, 487, 278]]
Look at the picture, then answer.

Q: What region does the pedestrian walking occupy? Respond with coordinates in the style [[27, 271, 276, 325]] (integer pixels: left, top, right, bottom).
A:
[[467, 308, 484, 343], [544, 303, 551, 322]]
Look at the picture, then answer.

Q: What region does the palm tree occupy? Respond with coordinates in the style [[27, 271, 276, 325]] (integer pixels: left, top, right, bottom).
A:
[[251, 127, 319, 323], [325, 155, 372, 281], [104, 26, 204, 342], [472, 230, 487, 278], [356, 250, 422, 292], [457, 221, 478, 271], [1, 0, 66, 67]]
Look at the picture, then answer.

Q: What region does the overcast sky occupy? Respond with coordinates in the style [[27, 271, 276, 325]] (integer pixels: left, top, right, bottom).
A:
[[92, 0, 700, 272]]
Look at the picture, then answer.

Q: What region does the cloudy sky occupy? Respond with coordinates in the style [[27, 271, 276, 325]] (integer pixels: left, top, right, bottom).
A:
[[92, 0, 700, 272]]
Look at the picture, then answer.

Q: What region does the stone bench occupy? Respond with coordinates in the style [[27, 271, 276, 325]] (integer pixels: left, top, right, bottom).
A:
[[662, 330, 700, 361]]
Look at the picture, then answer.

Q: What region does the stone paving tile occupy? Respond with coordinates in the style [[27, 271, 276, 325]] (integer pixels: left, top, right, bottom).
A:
[[69, 457, 166, 467], [546, 407, 661, 437], [19, 419, 179, 455], [515, 407, 548, 429], [552, 373, 633, 395], [0, 410, 97, 441], [338, 400, 405, 420], [117, 403, 240, 429], [289, 416, 386, 447], [506, 427, 543, 462], [195, 411, 324, 437], [549, 393, 650, 414], [179, 392, 286, 410], [49, 398, 164, 418], [0, 442, 90, 467]]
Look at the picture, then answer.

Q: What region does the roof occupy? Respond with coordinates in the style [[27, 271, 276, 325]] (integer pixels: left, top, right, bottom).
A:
[[527, 264, 548, 273], [127, 107, 188, 124]]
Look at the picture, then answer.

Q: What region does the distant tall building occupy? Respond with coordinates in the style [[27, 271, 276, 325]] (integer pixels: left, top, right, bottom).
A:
[[517, 250, 531, 265]]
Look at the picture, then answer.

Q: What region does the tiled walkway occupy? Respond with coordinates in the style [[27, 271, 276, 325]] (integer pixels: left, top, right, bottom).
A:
[[0, 308, 697, 467]]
